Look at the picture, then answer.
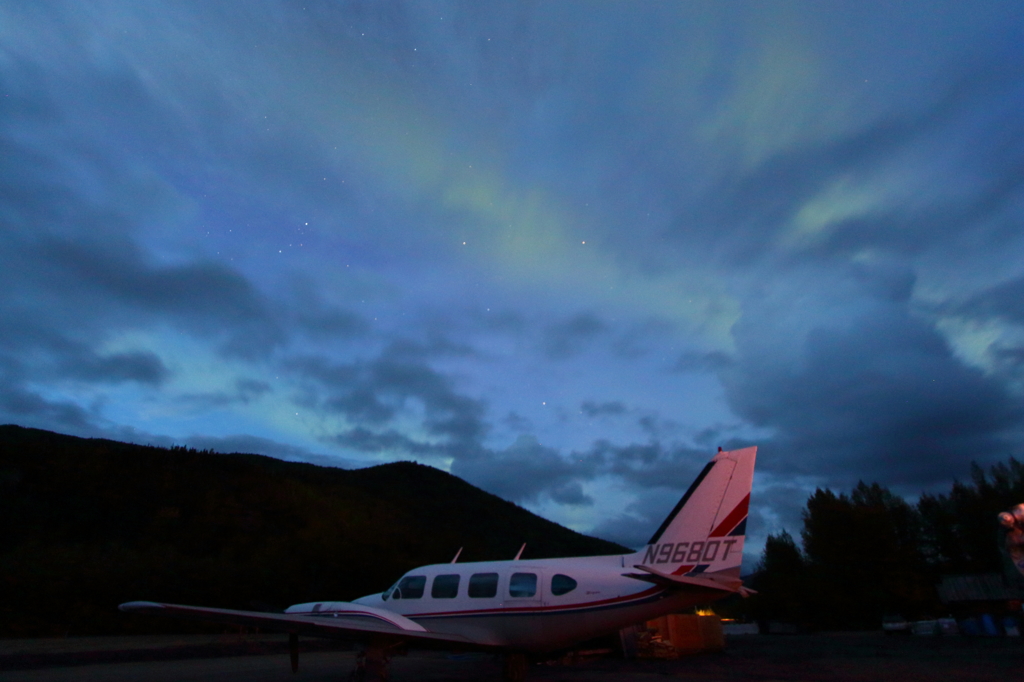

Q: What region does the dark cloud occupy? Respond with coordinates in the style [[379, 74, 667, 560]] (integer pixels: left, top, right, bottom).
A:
[[0, 380, 97, 434], [580, 400, 626, 417], [283, 278, 370, 341], [848, 259, 917, 304], [637, 415, 684, 439], [451, 434, 593, 506], [673, 350, 732, 373], [35, 238, 283, 353], [297, 308, 369, 340], [0, 80, 286, 363], [612, 318, 675, 359], [330, 427, 596, 507], [542, 312, 607, 359], [291, 347, 489, 446], [588, 488, 685, 549], [956, 274, 1024, 323], [692, 425, 742, 449], [179, 378, 272, 409], [381, 337, 478, 361], [66, 350, 168, 386], [0, 313, 167, 387], [723, 307, 1019, 488], [4, 228, 285, 362], [749, 480, 816, 540], [548, 481, 592, 506], [582, 439, 707, 490], [993, 346, 1024, 367], [501, 411, 532, 432], [330, 427, 454, 458]]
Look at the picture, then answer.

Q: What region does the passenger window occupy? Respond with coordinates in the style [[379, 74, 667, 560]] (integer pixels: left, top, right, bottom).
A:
[[551, 574, 577, 596], [393, 575, 426, 600], [509, 572, 537, 598], [431, 574, 460, 599], [468, 573, 498, 598]]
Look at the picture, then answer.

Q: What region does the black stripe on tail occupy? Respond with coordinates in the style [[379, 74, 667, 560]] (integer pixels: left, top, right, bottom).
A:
[[646, 461, 716, 545]]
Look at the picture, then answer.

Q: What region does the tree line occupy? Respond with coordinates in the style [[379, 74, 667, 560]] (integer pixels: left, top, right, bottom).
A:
[[747, 459, 1024, 630]]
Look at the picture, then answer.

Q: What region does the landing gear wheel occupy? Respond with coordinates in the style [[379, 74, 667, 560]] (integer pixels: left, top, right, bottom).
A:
[[349, 640, 391, 682], [502, 652, 528, 682]]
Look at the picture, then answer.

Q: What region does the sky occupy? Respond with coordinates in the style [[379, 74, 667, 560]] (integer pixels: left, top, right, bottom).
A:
[[2, 1, 1024, 561]]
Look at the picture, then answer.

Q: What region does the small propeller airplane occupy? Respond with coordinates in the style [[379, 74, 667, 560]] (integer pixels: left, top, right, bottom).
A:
[[121, 445, 756, 681]]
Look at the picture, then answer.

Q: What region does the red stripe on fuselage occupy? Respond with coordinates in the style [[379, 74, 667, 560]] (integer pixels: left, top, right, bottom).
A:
[[709, 493, 749, 538]]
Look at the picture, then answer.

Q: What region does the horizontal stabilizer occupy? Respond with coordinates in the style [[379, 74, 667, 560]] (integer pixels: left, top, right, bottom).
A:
[[623, 564, 756, 597]]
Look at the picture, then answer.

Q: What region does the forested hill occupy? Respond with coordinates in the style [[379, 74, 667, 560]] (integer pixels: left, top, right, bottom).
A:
[[0, 425, 627, 637]]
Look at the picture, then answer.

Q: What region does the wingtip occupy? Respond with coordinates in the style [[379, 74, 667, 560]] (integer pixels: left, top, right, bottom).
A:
[[119, 600, 164, 612]]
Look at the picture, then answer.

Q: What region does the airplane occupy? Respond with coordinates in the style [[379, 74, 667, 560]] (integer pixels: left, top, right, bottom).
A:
[[120, 445, 756, 681]]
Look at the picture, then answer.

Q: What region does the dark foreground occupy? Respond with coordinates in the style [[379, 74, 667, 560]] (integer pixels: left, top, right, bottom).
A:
[[1, 633, 1020, 681]]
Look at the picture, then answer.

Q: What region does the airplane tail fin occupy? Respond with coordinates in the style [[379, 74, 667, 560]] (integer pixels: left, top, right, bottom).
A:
[[634, 446, 756, 577]]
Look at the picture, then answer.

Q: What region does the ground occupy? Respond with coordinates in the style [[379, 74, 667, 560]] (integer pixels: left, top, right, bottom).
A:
[[0, 632, 1019, 681]]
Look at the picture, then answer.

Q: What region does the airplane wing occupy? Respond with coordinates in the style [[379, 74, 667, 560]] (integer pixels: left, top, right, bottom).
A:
[[118, 601, 484, 649], [622, 565, 756, 597]]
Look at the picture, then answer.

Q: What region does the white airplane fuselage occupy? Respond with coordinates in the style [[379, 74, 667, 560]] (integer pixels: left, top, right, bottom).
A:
[[291, 551, 717, 652]]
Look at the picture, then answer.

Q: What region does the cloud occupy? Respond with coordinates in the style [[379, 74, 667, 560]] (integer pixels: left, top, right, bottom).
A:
[[66, 350, 169, 386], [451, 434, 594, 506], [581, 439, 708, 490], [723, 306, 1019, 488], [296, 308, 368, 339], [33, 238, 284, 354], [330, 427, 456, 458], [542, 312, 607, 359], [588, 488, 685, 550], [580, 400, 626, 417], [179, 378, 272, 410], [501, 411, 532, 432], [673, 350, 733, 373], [957, 274, 1024, 324], [291, 347, 489, 444], [0, 379, 97, 434]]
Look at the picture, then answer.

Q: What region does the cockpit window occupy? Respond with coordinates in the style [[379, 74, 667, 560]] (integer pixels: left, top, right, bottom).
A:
[[551, 574, 577, 596], [468, 572, 498, 598], [392, 575, 426, 600], [431, 574, 460, 599], [509, 572, 537, 598], [382, 579, 400, 601]]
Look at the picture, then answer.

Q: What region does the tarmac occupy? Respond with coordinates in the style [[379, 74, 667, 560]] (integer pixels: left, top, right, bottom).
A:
[[1, 632, 1020, 681]]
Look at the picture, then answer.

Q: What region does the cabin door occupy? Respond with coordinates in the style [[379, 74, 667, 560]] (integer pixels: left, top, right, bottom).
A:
[[505, 567, 545, 608]]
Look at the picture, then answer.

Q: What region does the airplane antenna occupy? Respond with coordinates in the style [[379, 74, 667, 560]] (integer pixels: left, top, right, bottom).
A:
[[450, 547, 463, 564], [513, 543, 526, 560]]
